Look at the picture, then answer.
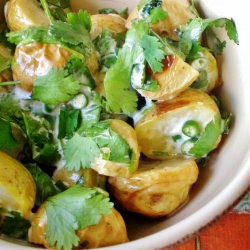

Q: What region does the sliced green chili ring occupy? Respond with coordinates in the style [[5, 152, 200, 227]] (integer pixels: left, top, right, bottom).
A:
[[181, 138, 197, 155], [70, 94, 88, 109], [182, 120, 201, 137]]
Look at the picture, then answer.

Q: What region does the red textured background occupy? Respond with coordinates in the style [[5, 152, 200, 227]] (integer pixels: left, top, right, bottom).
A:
[[175, 213, 250, 250]]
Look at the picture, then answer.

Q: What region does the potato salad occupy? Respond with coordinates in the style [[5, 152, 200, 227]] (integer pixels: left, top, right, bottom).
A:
[[0, 0, 238, 249]]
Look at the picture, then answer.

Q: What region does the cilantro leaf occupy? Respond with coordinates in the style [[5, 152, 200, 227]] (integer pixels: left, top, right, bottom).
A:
[[205, 28, 227, 56], [22, 111, 60, 165], [0, 55, 11, 73], [140, 34, 164, 73], [94, 29, 119, 71], [138, 0, 167, 24], [178, 17, 239, 58], [149, 7, 167, 24], [189, 117, 221, 157], [51, 10, 92, 50], [0, 93, 23, 125], [45, 185, 113, 250], [26, 163, 60, 206], [1, 211, 31, 240], [63, 133, 101, 170], [65, 56, 96, 88], [0, 118, 19, 153], [7, 25, 58, 45], [83, 121, 133, 164], [104, 19, 164, 114], [40, 0, 71, 22], [58, 107, 80, 139], [32, 68, 82, 105], [104, 45, 140, 115]]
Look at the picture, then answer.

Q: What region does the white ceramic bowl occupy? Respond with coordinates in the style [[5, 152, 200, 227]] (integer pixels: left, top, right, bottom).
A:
[[1, 0, 250, 249]]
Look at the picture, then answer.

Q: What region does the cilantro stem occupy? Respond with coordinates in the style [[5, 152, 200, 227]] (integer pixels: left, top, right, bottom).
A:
[[0, 81, 20, 86], [40, 0, 55, 23], [60, 45, 84, 60]]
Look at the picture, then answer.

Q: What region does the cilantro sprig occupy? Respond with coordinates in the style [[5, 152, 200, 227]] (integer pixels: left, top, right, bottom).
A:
[[138, 0, 167, 24], [7, 10, 94, 58], [104, 19, 165, 115], [32, 68, 82, 105], [45, 185, 113, 250], [178, 17, 239, 58], [63, 121, 134, 171]]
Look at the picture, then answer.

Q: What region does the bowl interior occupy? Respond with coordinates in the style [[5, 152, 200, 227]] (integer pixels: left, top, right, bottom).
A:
[[1, 0, 250, 249]]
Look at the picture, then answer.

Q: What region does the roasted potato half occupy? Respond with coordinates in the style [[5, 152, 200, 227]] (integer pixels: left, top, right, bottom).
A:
[[91, 119, 140, 177], [0, 151, 36, 220], [5, 0, 50, 32], [135, 89, 222, 159], [12, 42, 71, 92], [126, 0, 195, 40], [108, 158, 199, 217], [90, 14, 126, 40], [28, 205, 128, 249], [53, 167, 106, 189], [190, 49, 219, 92], [138, 55, 199, 100]]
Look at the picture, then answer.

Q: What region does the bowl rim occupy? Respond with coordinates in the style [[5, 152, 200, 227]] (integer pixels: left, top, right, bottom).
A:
[[1, 0, 250, 249]]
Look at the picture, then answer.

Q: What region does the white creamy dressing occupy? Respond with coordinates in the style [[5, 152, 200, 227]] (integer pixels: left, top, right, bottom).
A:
[[132, 98, 155, 124], [150, 106, 215, 155]]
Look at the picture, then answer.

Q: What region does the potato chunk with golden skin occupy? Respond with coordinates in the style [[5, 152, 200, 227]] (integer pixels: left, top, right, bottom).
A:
[[190, 49, 219, 93], [53, 168, 106, 189], [108, 158, 198, 217], [135, 89, 222, 159], [138, 55, 199, 100], [5, 0, 50, 32], [12, 42, 71, 92], [28, 205, 128, 249], [126, 0, 195, 40], [91, 119, 140, 177], [0, 151, 36, 219], [90, 14, 127, 40]]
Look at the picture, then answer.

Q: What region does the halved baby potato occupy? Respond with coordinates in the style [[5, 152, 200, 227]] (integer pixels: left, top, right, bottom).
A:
[[135, 89, 222, 159], [91, 119, 140, 177], [53, 167, 106, 189], [108, 158, 199, 217], [5, 0, 50, 32], [12, 42, 71, 92], [126, 0, 195, 40], [138, 55, 199, 100], [28, 205, 128, 249], [190, 49, 219, 93], [0, 151, 36, 220], [90, 14, 126, 40]]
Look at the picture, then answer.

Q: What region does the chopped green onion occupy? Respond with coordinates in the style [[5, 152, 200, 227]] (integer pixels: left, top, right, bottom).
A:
[[70, 94, 88, 109], [182, 120, 201, 137], [181, 138, 197, 155]]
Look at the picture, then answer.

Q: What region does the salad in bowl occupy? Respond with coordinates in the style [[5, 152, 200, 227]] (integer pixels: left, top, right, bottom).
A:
[[0, 0, 242, 249]]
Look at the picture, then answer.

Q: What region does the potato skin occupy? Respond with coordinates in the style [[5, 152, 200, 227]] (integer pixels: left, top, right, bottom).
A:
[[91, 119, 140, 177], [6, 0, 50, 31], [190, 49, 219, 93], [90, 14, 126, 40], [28, 205, 128, 249], [12, 42, 71, 92], [0, 151, 36, 219], [135, 89, 221, 159], [138, 55, 199, 100], [108, 158, 199, 217], [126, 0, 195, 40]]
